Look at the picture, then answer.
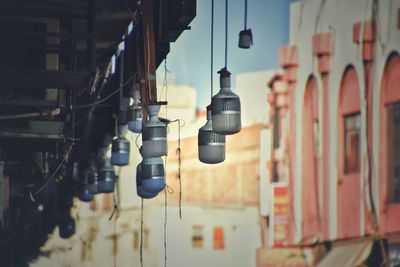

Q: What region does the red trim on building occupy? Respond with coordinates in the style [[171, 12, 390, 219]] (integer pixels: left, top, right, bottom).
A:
[[379, 53, 400, 234], [397, 9, 400, 30], [313, 32, 333, 240], [312, 33, 332, 56], [353, 22, 375, 43]]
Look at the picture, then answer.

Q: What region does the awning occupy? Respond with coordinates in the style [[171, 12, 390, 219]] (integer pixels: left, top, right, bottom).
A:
[[257, 246, 323, 267], [317, 240, 373, 267]]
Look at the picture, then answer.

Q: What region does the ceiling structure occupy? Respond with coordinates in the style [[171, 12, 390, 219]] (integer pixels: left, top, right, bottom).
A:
[[0, 0, 196, 265]]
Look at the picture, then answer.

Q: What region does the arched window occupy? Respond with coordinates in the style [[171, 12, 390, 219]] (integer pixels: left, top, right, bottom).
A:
[[302, 76, 320, 239], [337, 65, 361, 239], [380, 53, 400, 209]]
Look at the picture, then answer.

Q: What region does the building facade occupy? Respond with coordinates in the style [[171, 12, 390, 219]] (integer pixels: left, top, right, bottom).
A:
[[259, 0, 400, 266]]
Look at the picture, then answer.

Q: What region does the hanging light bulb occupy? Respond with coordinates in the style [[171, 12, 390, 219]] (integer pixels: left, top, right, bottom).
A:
[[98, 156, 116, 193], [128, 89, 142, 133], [136, 147, 158, 198], [198, 105, 226, 164], [97, 134, 116, 193], [111, 136, 130, 166], [59, 215, 76, 239], [141, 157, 165, 193], [78, 184, 94, 202], [238, 29, 253, 49], [136, 162, 158, 199], [211, 67, 241, 134], [77, 164, 94, 202], [86, 158, 99, 195], [142, 104, 167, 158], [238, 0, 253, 49]]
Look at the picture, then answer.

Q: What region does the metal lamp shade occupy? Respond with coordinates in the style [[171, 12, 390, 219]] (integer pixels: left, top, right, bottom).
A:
[[136, 162, 158, 199], [111, 137, 130, 166], [142, 105, 167, 158], [128, 105, 142, 133], [211, 68, 241, 135], [98, 156, 116, 193], [87, 169, 99, 195], [128, 90, 142, 133], [198, 106, 226, 164], [78, 182, 94, 202], [59, 215, 76, 239], [238, 29, 253, 49], [141, 157, 165, 193]]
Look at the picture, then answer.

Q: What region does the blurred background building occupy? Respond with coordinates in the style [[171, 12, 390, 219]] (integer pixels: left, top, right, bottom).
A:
[[258, 0, 400, 266]]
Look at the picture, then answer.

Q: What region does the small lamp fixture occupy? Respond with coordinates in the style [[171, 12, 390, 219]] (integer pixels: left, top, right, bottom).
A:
[[238, 29, 253, 49], [238, 0, 252, 49], [59, 215, 76, 239], [141, 157, 165, 194], [111, 136, 130, 166], [86, 159, 99, 195], [98, 156, 115, 193], [97, 134, 116, 193], [211, 67, 241, 135], [141, 104, 167, 158], [198, 105, 226, 164], [78, 168, 94, 202], [128, 90, 142, 133], [136, 162, 158, 199]]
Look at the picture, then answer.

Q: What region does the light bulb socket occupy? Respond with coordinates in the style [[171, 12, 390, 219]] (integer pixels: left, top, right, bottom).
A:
[[146, 104, 161, 116]]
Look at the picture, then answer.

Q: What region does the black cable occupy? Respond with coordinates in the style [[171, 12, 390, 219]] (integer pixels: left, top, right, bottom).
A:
[[244, 0, 248, 29], [224, 0, 228, 68], [211, 0, 215, 100], [164, 186, 168, 267], [140, 198, 144, 267]]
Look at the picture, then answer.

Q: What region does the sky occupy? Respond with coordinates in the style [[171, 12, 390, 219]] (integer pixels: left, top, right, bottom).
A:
[[157, 0, 292, 108]]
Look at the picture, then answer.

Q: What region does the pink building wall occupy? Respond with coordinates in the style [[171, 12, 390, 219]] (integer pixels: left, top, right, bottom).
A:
[[265, 0, 400, 247]]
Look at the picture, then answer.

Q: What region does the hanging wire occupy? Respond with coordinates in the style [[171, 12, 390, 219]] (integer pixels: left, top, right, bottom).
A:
[[176, 119, 182, 219], [210, 0, 215, 100], [29, 142, 74, 201], [164, 183, 168, 267], [224, 0, 228, 68], [160, 59, 170, 101], [163, 60, 169, 267], [140, 198, 144, 267], [135, 133, 142, 150], [76, 74, 136, 109], [113, 214, 117, 267], [109, 174, 121, 221], [244, 0, 248, 29]]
